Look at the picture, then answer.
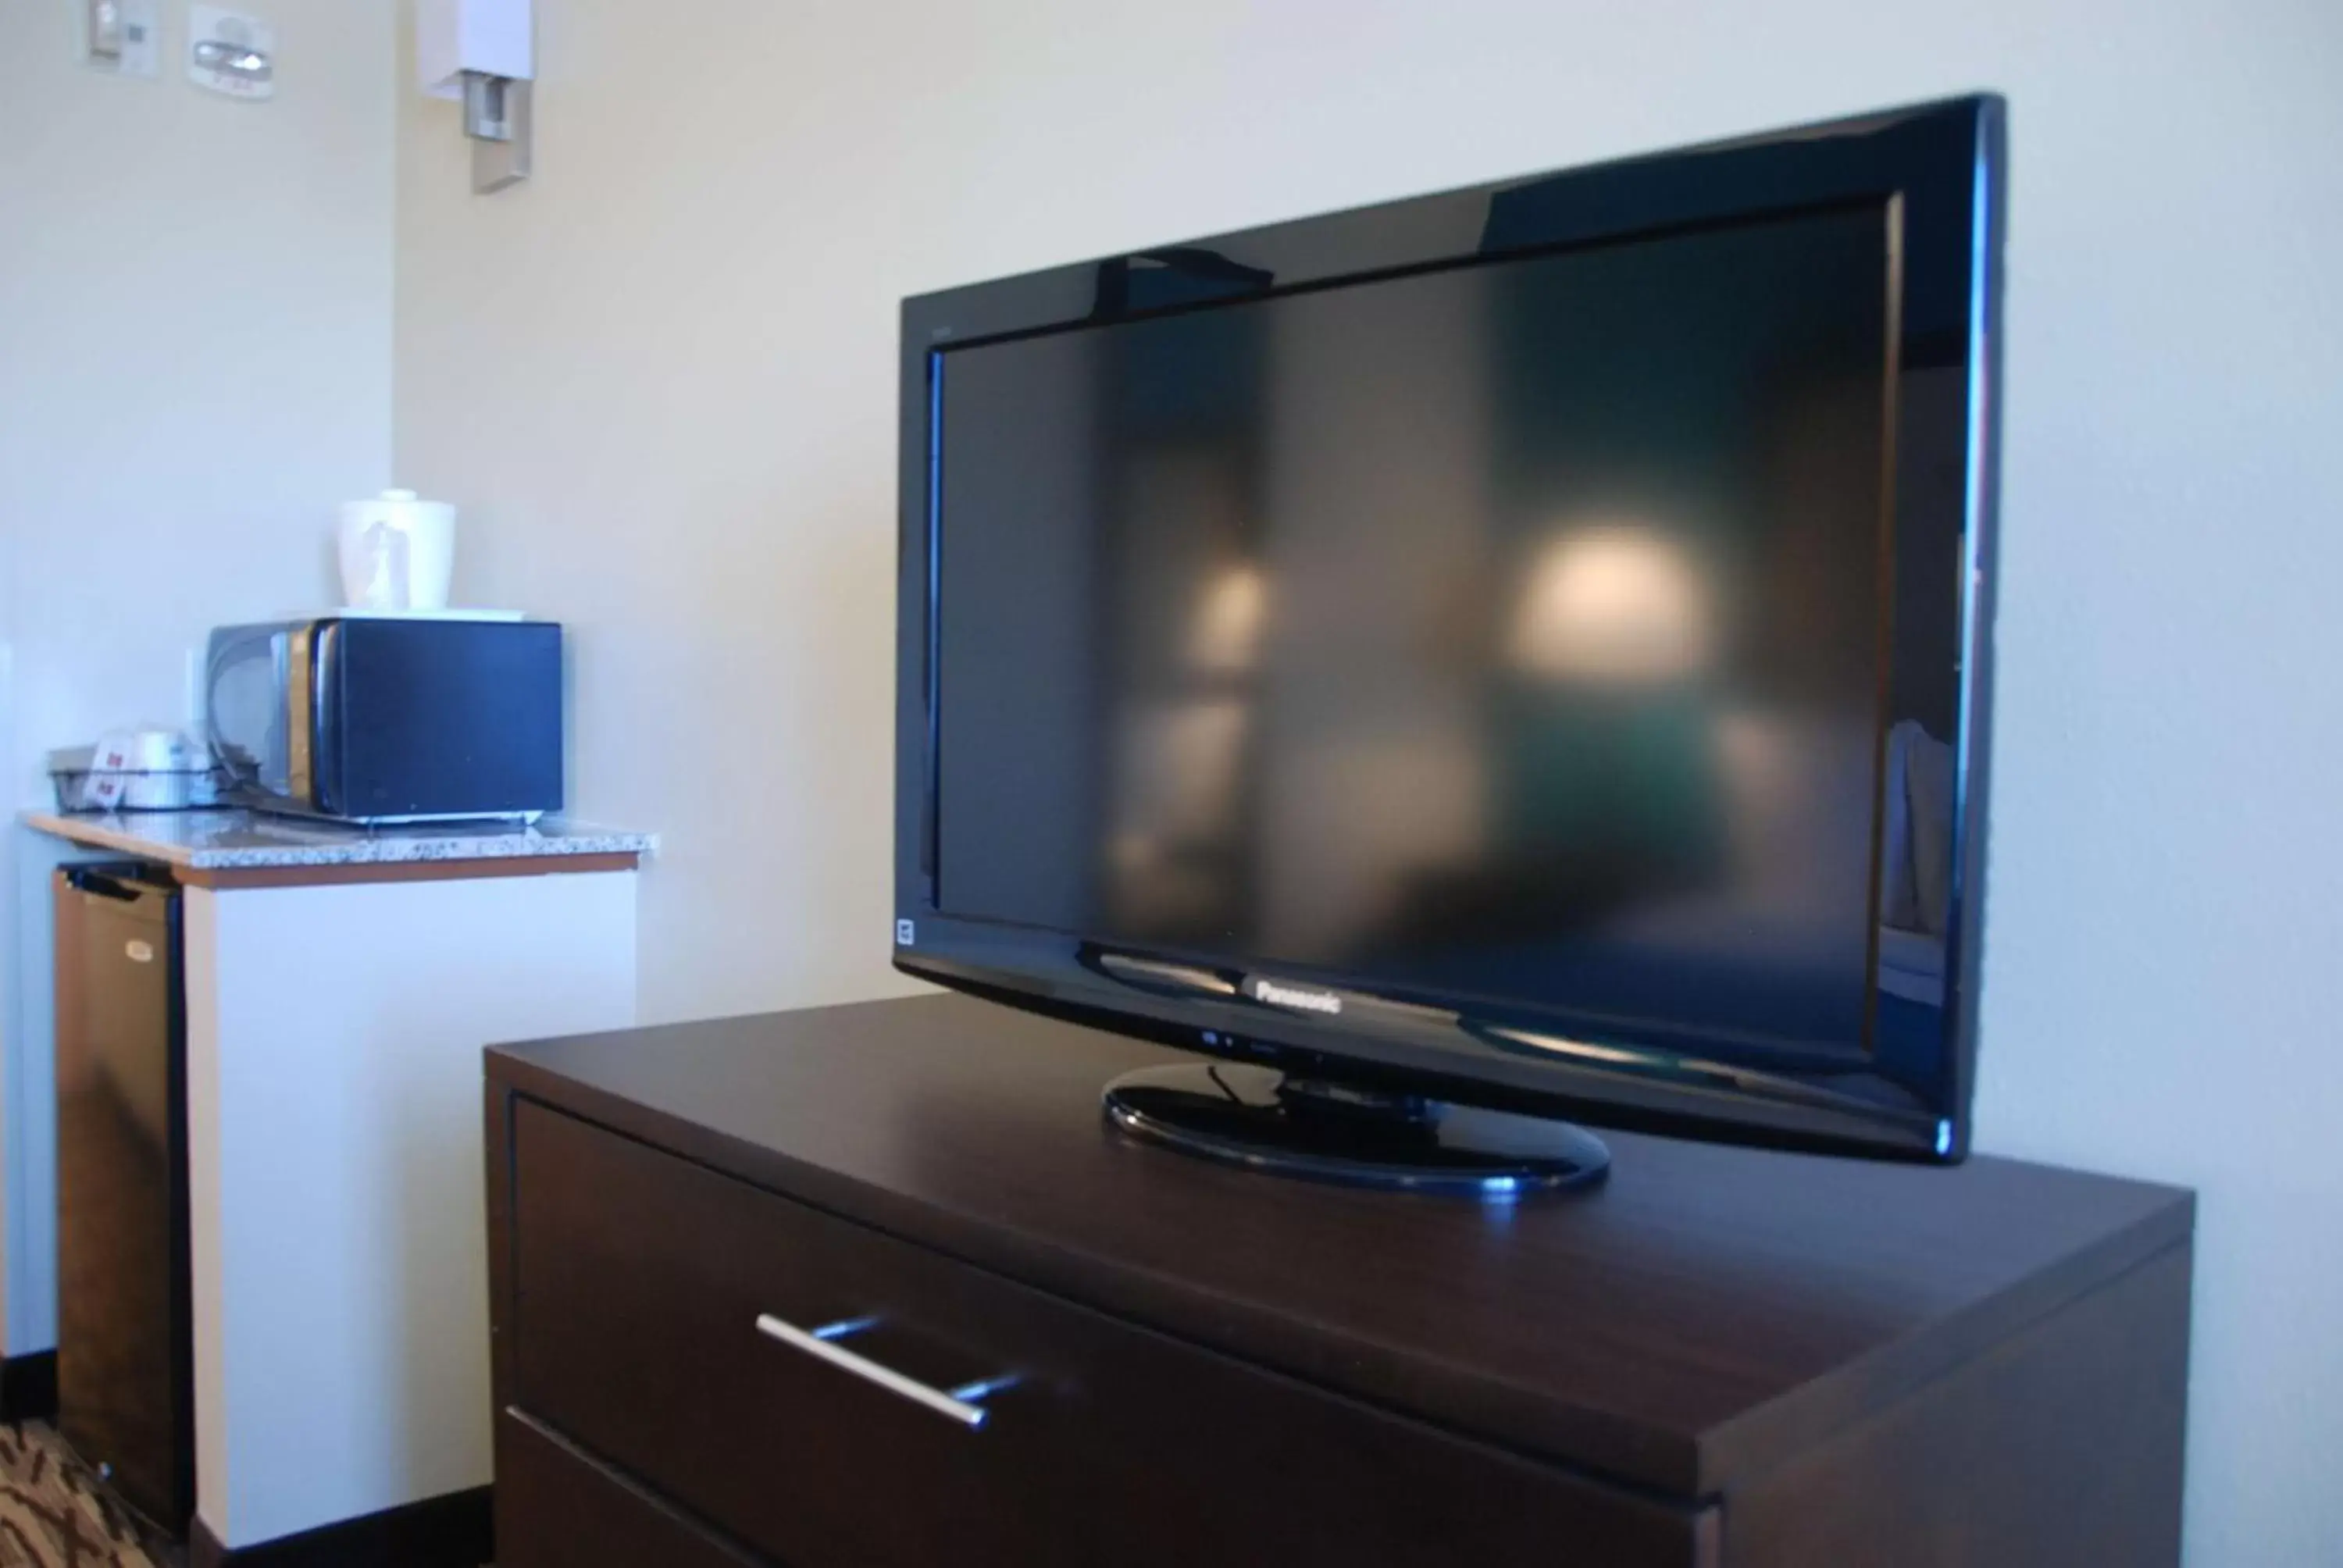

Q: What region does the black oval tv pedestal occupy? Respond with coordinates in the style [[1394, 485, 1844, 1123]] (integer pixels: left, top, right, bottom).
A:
[[485, 992, 2192, 1568], [1103, 1060, 1615, 1194]]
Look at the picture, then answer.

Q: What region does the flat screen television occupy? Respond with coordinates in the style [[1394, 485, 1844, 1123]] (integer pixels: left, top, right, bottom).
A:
[[895, 94, 2004, 1190]]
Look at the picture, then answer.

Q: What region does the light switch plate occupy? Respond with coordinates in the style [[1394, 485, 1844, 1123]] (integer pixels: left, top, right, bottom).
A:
[[83, 0, 161, 77], [187, 5, 275, 99]]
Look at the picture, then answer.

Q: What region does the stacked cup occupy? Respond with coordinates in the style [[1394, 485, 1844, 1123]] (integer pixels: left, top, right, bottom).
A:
[[338, 490, 456, 612]]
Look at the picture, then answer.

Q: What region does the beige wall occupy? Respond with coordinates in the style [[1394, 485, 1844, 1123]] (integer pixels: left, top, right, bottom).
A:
[[0, 0, 397, 1352]]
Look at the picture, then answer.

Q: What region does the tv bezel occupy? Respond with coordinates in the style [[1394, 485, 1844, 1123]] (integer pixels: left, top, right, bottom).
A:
[[895, 94, 2005, 1163]]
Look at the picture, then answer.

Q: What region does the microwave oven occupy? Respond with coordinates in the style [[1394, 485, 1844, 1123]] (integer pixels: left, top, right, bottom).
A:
[[205, 618, 564, 824]]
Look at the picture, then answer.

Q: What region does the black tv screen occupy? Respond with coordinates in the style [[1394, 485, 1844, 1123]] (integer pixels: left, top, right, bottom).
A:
[[897, 95, 2002, 1163]]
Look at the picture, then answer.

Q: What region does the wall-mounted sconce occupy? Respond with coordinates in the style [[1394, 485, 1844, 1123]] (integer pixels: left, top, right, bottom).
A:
[[417, 0, 534, 195]]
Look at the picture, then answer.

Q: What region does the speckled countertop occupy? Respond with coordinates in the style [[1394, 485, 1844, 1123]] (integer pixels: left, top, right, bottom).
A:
[[22, 808, 656, 870]]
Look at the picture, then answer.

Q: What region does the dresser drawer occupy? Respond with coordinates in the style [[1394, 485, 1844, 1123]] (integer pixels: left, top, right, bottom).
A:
[[496, 1408, 765, 1568], [506, 1099, 1704, 1567]]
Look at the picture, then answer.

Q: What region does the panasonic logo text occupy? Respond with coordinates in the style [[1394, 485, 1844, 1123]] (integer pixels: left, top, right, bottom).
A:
[[1252, 980, 1343, 1016]]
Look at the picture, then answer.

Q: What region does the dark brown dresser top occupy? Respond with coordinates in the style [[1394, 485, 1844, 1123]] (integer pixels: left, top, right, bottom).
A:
[[487, 993, 2191, 1500]]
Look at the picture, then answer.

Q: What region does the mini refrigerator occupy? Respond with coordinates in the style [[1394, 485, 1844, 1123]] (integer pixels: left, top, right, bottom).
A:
[[53, 864, 194, 1534]]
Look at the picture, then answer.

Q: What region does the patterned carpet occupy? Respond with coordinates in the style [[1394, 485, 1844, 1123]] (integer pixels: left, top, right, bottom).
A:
[[0, 1423, 170, 1567]]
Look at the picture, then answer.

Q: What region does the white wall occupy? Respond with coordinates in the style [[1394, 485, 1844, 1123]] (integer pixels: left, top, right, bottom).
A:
[[394, 4, 2343, 1559], [0, 0, 397, 1353]]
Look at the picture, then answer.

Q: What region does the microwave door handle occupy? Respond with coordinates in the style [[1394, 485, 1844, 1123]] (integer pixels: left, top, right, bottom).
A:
[[286, 626, 313, 808]]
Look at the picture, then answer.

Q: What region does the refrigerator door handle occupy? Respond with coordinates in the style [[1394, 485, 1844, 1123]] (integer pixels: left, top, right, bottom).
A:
[[62, 868, 143, 902]]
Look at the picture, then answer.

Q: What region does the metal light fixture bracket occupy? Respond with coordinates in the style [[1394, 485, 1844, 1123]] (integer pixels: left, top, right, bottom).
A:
[[462, 70, 532, 193]]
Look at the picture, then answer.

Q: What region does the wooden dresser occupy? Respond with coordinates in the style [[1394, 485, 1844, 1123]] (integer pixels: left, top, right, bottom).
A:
[[484, 994, 2192, 1567]]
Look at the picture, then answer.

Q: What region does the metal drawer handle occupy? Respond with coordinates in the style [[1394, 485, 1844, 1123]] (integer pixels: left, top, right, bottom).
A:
[[754, 1313, 1016, 1429]]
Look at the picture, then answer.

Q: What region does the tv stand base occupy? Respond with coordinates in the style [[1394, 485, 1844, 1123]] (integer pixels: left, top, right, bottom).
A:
[[1102, 1061, 1611, 1195]]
